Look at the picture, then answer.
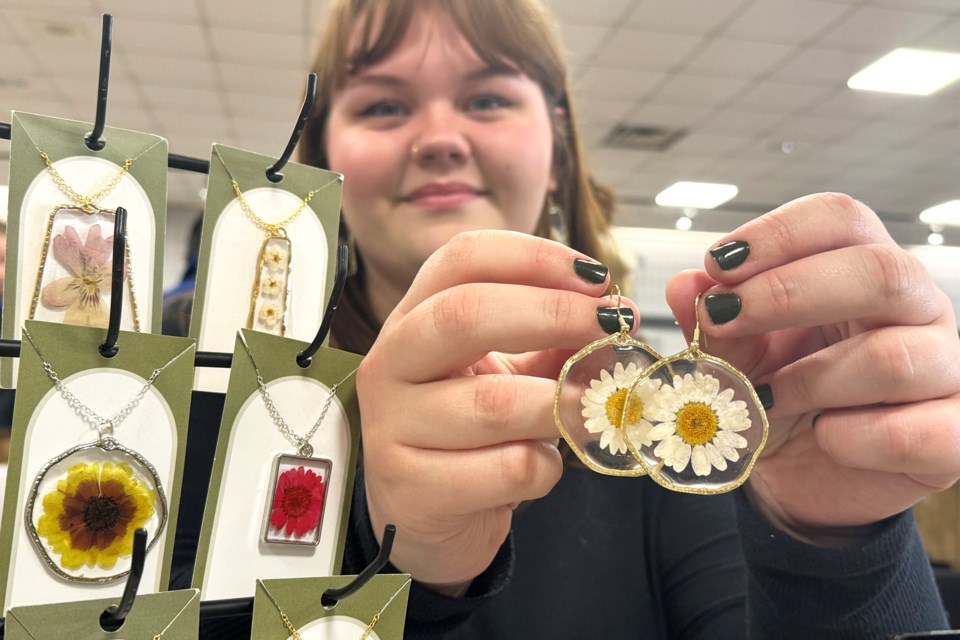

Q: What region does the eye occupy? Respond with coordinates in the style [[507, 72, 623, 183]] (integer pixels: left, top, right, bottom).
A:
[[465, 94, 512, 112], [359, 101, 407, 118]]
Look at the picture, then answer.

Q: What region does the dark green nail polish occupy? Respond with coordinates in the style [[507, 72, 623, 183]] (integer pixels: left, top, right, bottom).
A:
[[597, 306, 634, 334], [574, 259, 608, 284], [704, 293, 741, 325], [754, 384, 774, 410], [710, 241, 750, 271]]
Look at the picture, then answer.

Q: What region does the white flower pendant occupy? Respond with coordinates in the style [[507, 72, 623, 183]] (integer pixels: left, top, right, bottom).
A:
[[248, 235, 292, 336], [623, 344, 768, 494], [555, 333, 662, 476]]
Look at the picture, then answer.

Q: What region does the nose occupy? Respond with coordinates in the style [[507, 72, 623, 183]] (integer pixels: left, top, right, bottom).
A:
[[411, 105, 470, 168]]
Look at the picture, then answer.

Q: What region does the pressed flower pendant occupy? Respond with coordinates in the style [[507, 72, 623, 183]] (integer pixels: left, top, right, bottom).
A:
[[24, 437, 168, 583], [248, 234, 292, 336], [262, 454, 330, 546], [31, 207, 141, 331], [623, 300, 768, 494], [555, 290, 662, 476]]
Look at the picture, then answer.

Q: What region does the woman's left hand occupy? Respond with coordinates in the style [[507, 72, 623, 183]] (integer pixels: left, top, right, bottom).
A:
[[665, 192, 960, 545]]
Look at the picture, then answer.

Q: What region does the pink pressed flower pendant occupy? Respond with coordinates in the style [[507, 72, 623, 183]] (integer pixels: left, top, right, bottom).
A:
[[31, 207, 141, 331], [262, 454, 331, 545]]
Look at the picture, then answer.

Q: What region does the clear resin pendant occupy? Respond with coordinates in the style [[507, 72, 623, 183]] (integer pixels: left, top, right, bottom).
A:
[[623, 331, 768, 494], [555, 331, 662, 476], [261, 453, 330, 546], [24, 437, 168, 583], [248, 234, 292, 336]]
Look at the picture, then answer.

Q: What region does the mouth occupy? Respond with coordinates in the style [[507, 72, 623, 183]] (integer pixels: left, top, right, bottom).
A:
[[403, 182, 483, 210]]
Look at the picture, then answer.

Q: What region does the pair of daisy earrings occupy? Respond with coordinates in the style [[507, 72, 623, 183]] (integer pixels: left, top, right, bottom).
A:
[[554, 287, 769, 495]]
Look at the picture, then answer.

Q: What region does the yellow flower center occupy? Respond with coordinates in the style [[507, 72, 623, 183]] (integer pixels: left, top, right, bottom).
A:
[[676, 402, 718, 445], [605, 388, 643, 429]]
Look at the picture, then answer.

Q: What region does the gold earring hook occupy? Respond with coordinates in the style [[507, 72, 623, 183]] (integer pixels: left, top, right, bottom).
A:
[[609, 285, 631, 336], [692, 293, 707, 354]]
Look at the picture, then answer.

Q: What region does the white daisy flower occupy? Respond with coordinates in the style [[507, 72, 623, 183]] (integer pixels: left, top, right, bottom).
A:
[[580, 362, 662, 455], [646, 371, 751, 477]]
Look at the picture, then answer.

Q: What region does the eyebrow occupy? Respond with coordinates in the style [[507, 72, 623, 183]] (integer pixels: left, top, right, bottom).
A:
[[349, 65, 522, 88]]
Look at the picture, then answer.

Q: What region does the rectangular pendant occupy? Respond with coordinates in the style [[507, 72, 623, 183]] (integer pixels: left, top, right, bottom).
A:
[[248, 235, 292, 336], [261, 454, 330, 546]]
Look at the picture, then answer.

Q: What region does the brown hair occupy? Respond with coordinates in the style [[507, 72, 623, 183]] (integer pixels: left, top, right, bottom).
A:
[[300, 0, 627, 353]]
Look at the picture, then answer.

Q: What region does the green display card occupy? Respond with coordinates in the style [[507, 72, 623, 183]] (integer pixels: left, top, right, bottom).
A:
[[192, 329, 361, 600], [0, 321, 195, 609], [190, 143, 342, 393], [1, 111, 168, 388], [253, 575, 410, 640], [5, 588, 200, 639]]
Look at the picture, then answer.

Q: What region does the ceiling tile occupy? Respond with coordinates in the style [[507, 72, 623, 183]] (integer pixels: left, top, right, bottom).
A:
[[113, 20, 209, 60], [914, 17, 960, 51], [626, 0, 748, 35], [695, 109, 785, 136], [666, 132, 747, 157], [127, 54, 218, 89], [729, 81, 835, 113], [764, 114, 863, 144], [624, 102, 715, 129], [548, 0, 638, 27], [817, 6, 948, 52], [209, 26, 306, 70], [229, 93, 304, 120], [593, 29, 704, 71], [768, 46, 879, 86], [647, 74, 754, 109], [557, 24, 611, 65], [572, 97, 636, 126], [139, 86, 224, 115], [804, 86, 908, 119], [218, 63, 308, 98], [723, 0, 853, 45], [572, 67, 665, 100], [198, 0, 306, 34], [685, 38, 797, 79], [95, 0, 201, 23], [870, 0, 960, 15]]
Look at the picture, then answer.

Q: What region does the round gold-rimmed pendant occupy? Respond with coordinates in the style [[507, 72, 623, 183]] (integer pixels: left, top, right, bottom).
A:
[[622, 301, 768, 494], [23, 437, 168, 583], [554, 290, 663, 476]]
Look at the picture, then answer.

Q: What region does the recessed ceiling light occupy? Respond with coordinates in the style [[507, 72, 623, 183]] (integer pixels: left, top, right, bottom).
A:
[[928, 232, 945, 246], [675, 215, 693, 231], [848, 48, 960, 96], [655, 182, 738, 209], [920, 200, 960, 227]]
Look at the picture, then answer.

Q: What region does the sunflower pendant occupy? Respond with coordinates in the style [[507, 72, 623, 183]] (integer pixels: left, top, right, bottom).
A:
[[24, 437, 168, 582], [261, 453, 331, 546], [555, 332, 663, 476], [623, 342, 769, 495], [248, 234, 292, 336]]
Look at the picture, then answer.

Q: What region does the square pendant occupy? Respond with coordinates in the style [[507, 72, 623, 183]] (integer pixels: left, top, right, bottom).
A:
[[262, 454, 331, 546]]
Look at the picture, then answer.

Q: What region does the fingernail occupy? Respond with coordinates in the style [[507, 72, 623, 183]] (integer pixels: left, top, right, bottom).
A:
[[704, 293, 741, 325], [597, 306, 634, 334], [754, 384, 774, 411], [709, 241, 750, 271], [574, 259, 608, 284]]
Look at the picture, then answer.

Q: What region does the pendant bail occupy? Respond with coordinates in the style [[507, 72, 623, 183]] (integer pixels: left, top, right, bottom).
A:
[[298, 442, 314, 457], [98, 420, 115, 438]]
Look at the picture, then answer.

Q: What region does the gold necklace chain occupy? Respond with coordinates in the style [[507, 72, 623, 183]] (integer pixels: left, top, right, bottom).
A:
[[39, 151, 133, 214], [258, 578, 412, 640], [213, 146, 340, 237]]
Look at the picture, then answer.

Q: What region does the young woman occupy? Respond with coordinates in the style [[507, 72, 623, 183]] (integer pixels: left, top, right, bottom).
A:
[[300, 0, 960, 636]]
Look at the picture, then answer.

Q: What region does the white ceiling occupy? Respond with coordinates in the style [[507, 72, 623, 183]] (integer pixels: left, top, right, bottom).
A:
[[1, 0, 960, 246]]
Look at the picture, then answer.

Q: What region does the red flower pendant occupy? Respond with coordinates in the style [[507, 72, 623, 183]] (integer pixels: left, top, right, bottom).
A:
[[269, 466, 326, 538]]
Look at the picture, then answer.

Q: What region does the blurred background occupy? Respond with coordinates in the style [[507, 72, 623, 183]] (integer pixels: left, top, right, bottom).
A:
[[1, 0, 959, 338]]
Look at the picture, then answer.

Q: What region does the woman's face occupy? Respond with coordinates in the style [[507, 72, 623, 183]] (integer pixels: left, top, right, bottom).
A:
[[325, 7, 556, 285]]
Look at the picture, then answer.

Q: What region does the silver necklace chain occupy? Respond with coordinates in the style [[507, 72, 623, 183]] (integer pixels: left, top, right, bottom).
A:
[[244, 342, 357, 457], [22, 328, 193, 439]]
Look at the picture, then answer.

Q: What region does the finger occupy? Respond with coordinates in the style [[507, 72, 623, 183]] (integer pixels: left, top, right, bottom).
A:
[[816, 395, 960, 479], [393, 375, 560, 449], [759, 326, 960, 418], [384, 283, 640, 383], [390, 440, 564, 514], [703, 193, 893, 284], [393, 230, 610, 319], [698, 244, 943, 338]]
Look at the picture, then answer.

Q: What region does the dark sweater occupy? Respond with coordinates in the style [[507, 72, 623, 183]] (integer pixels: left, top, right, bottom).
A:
[[345, 464, 948, 639]]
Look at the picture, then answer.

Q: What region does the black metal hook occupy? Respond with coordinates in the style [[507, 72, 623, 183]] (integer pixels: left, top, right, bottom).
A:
[[99, 528, 147, 631], [296, 241, 349, 368], [99, 206, 127, 358], [85, 14, 113, 151], [321, 524, 396, 607], [265, 73, 318, 184]]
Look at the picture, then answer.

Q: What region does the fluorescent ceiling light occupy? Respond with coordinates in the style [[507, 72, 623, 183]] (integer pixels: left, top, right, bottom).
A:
[[920, 200, 960, 227], [848, 48, 960, 95], [655, 182, 738, 209]]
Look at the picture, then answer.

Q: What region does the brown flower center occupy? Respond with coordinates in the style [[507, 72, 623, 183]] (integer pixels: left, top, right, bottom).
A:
[[282, 485, 313, 518], [83, 495, 122, 532], [605, 388, 643, 429], [676, 402, 718, 445]]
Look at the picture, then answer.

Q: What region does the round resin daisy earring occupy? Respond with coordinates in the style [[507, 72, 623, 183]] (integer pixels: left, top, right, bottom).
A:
[[623, 294, 768, 494], [554, 286, 663, 476]]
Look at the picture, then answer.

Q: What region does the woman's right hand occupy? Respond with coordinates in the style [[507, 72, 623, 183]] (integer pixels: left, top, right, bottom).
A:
[[357, 229, 634, 595]]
